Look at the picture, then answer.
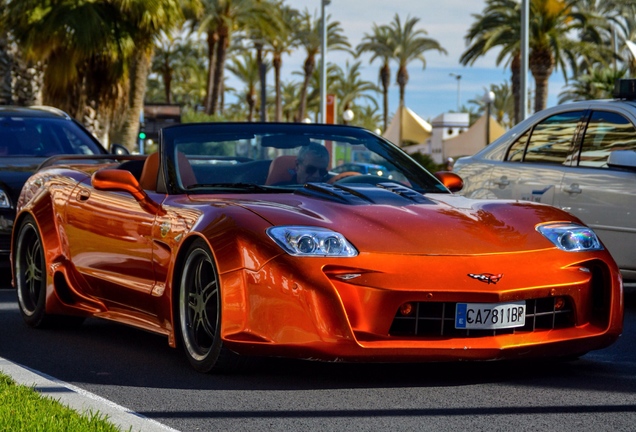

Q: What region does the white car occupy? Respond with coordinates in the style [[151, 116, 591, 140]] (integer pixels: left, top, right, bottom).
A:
[[454, 81, 636, 284]]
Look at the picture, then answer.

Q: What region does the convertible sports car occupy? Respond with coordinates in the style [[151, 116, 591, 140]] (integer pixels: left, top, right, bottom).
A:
[[12, 123, 623, 373]]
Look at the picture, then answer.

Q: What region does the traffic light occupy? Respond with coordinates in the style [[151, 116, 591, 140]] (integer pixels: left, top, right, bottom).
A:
[[138, 123, 146, 140], [138, 122, 146, 154]]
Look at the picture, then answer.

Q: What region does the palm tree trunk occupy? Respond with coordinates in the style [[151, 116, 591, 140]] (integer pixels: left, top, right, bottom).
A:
[[273, 55, 282, 122], [511, 53, 521, 124], [380, 62, 390, 132], [120, 48, 152, 151], [0, 33, 12, 104], [296, 56, 315, 122], [211, 29, 229, 116], [530, 49, 554, 113], [255, 43, 267, 122], [204, 30, 218, 115], [397, 66, 408, 108], [163, 64, 172, 105], [247, 92, 255, 122]]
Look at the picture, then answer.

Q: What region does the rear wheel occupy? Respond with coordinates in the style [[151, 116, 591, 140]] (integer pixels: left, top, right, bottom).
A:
[[178, 239, 244, 373], [15, 216, 48, 327]]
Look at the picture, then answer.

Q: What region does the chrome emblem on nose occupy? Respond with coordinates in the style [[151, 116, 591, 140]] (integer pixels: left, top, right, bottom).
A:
[[468, 273, 503, 284]]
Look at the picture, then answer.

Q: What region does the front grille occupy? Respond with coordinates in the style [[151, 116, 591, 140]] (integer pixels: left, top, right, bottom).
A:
[[389, 297, 574, 338]]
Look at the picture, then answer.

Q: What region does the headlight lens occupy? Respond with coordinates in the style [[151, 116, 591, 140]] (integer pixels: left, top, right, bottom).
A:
[[0, 188, 11, 209], [537, 223, 603, 252], [267, 226, 358, 257]]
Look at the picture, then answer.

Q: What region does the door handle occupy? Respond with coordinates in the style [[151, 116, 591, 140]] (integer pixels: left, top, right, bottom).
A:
[[493, 176, 510, 187], [563, 183, 582, 194]]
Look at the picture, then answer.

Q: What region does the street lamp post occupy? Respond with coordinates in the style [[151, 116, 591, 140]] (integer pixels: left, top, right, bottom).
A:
[[320, 0, 331, 123], [449, 73, 461, 111], [483, 90, 495, 145]]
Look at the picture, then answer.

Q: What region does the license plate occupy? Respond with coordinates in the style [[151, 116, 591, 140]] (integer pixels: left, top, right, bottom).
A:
[[455, 301, 526, 330]]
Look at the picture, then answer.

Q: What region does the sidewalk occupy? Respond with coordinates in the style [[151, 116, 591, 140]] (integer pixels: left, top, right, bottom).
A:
[[0, 357, 178, 432]]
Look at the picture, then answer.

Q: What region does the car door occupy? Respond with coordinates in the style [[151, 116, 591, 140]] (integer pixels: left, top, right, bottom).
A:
[[486, 110, 587, 205], [556, 109, 636, 280], [63, 175, 160, 314]]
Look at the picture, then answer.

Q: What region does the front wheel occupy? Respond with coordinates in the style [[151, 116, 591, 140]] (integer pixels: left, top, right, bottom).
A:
[[15, 216, 48, 327], [178, 239, 244, 373]]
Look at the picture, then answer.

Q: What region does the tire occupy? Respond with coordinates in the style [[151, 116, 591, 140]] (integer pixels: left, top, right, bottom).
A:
[[178, 239, 245, 373], [14, 216, 48, 327]]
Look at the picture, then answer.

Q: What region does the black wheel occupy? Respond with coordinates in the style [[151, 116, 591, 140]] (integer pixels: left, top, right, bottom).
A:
[[15, 216, 48, 327], [178, 239, 244, 373]]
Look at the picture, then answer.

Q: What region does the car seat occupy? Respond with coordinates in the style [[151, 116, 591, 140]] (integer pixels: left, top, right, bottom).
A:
[[265, 155, 297, 185]]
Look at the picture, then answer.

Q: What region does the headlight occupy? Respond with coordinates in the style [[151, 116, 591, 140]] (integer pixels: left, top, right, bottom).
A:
[[267, 226, 358, 257], [0, 188, 11, 209], [537, 223, 603, 252]]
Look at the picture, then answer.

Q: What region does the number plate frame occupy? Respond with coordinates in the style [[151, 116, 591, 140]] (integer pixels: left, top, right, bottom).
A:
[[455, 301, 526, 330]]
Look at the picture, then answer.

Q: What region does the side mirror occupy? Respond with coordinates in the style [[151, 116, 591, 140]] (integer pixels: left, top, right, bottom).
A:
[[92, 169, 165, 215], [434, 171, 464, 193], [110, 144, 130, 155], [608, 150, 636, 171]]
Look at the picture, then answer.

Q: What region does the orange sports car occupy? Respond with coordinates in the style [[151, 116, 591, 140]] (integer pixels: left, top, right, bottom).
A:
[[11, 123, 623, 373]]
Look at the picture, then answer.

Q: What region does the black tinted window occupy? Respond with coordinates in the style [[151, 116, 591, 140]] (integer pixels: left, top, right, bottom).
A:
[[0, 117, 105, 157]]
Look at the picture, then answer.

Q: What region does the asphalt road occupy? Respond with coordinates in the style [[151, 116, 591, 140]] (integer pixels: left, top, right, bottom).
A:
[[1, 268, 635, 431]]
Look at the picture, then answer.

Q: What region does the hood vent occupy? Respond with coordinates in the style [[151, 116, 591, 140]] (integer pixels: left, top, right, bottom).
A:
[[295, 182, 433, 206]]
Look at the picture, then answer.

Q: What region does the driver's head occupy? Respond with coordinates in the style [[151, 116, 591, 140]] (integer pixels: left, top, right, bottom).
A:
[[296, 143, 329, 183]]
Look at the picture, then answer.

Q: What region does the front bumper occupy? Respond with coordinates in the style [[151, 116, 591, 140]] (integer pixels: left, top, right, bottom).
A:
[[219, 249, 623, 362]]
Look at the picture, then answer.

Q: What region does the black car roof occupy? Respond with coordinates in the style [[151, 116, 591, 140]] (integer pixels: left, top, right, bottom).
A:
[[0, 106, 72, 120]]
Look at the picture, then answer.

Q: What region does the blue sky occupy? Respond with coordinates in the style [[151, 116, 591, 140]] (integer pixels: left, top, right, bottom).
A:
[[283, 0, 568, 125]]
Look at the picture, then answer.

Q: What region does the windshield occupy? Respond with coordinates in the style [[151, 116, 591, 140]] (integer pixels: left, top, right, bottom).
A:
[[161, 123, 447, 194]]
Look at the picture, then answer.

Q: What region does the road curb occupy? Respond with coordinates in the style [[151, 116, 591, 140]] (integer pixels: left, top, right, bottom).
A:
[[0, 357, 179, 432]]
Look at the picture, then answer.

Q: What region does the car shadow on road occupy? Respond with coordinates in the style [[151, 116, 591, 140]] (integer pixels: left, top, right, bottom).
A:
[[0, 287, 635, 394]]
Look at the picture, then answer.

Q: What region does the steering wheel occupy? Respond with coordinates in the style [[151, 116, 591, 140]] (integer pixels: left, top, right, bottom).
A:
[[327, 171, 361, 184]]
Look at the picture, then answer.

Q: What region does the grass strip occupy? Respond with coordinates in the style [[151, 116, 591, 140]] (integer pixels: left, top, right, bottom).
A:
[[0, 372, 123, 431]]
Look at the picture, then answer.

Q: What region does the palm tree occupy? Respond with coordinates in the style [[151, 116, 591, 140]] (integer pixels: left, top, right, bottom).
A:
[[293, 9, 350, 122], [461, 0, 523, 123], [300, 62, 340, 122], [227, 51, 269, 121], [463, 0, 607, 118], [604, 0, 636, 76], [527, 0, 585, 112], [241, 0, 285, 121], [331, 60, 378, 121], [558, 67, 627, 102], [280, 80, 301, 122], [264, 3, 299, 122], [152, 28, 202, 104], [191, 0, 262, 116], [5, 0, 132, 141], [468, 82, 514, 129], [355, 104, 383, 132], [357, 23, 395, 131], [5, 0, 183, 149], [386, 14, 446, 111], [112, 0, 184, 150]]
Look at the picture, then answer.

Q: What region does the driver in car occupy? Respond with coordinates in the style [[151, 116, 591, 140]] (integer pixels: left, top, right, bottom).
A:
[[292, 143, 330, 184]]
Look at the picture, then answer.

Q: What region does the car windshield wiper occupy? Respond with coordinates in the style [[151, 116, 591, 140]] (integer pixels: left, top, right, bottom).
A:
[[185, 183, 282, 192]]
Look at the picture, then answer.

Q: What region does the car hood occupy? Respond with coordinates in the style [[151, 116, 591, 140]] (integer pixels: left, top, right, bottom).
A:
[[0, 157, 43, 201], [210, 183, 577, 255]]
